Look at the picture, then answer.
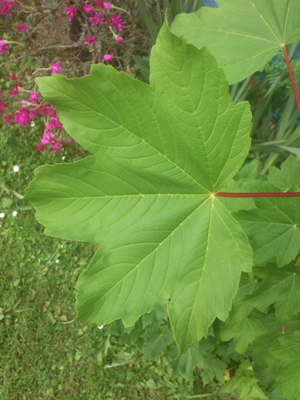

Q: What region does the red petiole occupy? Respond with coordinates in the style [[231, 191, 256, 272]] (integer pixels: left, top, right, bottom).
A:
[[282, 45, 300, 116], [216, 192, 300, 197]]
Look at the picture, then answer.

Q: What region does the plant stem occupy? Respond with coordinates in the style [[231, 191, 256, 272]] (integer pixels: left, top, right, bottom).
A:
[[282, 323, 285, 334], [282, 45, 300, 116], [216, 192, 300, 197]]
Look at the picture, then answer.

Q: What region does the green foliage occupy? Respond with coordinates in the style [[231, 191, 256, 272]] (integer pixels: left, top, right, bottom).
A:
[[171, 0, 300, 84], [22, 2, 300, 399]]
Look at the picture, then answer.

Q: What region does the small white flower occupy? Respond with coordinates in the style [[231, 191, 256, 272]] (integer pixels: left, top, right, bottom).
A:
[[31, 121, 35, 127], [13, 165, 19, 173], [61, 244, 64, 248], [12, 211, 18, 217], [62, 156, 65, 161], [0, 213, 5, 219], [55, 259, 60, 264], [97, 325, 104, 330], [38, 259, 41, 263]]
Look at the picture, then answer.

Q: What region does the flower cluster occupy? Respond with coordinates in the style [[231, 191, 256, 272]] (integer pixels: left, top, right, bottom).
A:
[[0, 1, 128, 155]]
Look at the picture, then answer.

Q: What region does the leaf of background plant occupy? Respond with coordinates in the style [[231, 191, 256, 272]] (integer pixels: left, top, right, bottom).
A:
[[171, 0, 300, 84], [268, 155, 300, 192], [244, 265, 300, 324], [25, 24, 253, 353], [142, 323, 174, 361], [219, 277, 267, 353], [269, 331, 300, 398], [234, 175, 300, 267]]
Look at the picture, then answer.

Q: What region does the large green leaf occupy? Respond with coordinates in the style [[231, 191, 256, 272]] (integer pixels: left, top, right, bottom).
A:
[[171, 0, 300, 84], [25, 24, 253, 353]]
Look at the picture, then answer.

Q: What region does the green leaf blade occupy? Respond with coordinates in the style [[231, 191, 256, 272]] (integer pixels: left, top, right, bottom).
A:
[[171, 0, 300, 84], [26, 24, 253, 353]]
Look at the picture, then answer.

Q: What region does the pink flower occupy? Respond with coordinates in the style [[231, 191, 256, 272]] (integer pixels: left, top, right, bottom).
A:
[[10, 74, 16, 80], [17, 24, 28, 32], [47, 106, 56, 117], [0, 40, 9, 55], [95, 1, 104, 8], [110, 14, 125, 32], [0, 2, 12, 17], [28, 107, 38, 118], [103, 54, 113, 61], [4, 113, 12, 126], [36, 144, 45, 151], [0, 91, 7, 113], [51, 139, 62, 154], [83, 4, 93, 14], [39, 105, 48, 115], [41, 132, 55, 144], [44, 123, 51, 132], [13, 107, 30, 126], [65, 6, 77, 21], [84, 35, 96, 45], [49, 61, 62, 74], [104, 2, 112, 9], [65, 139, 73, 144], [28, 92, 39, 104], [49, 117, 63, 129], [9, 83, 21, 98], [89, 11, 104, 27], [115, 35, 123, 43]]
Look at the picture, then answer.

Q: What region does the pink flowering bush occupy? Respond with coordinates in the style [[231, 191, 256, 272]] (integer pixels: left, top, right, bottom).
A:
[[0, 0, 144, 156]]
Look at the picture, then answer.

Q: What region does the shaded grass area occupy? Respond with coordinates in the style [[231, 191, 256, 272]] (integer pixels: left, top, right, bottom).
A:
[[0, 126, 228, 399]]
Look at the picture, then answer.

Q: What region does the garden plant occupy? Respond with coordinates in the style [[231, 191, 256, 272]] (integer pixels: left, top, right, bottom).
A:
[[2, 0, 300, 399]]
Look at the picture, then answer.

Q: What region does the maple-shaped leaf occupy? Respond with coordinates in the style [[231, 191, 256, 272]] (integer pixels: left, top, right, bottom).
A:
[[171, 0, 300, 84], [269, 330, 300, 399], [268, 155, 300, 193], [244, 265, 300, 324], [220, 277, 267, 353], [25, 24, 253, 353]]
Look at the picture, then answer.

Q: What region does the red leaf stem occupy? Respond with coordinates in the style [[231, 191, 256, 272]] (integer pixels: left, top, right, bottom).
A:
[[282, 323, 285, 334], [282, 45, 300, 116], [216, 192, 300, 197]]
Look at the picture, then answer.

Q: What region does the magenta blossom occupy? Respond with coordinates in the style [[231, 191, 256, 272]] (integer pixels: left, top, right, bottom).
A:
[[65, 139, 73, 144], [115, 35, 123, 43], [49, 61, 62, 74], [65, 6, 76, 21], [47, 106, 56, 117], [49, 117, 63, 129], [17, 24, 28, 32], [13, 107, 31, 126], [51, 139, 63, 154], [36, 144, 45, 151], [39, 105, 48, 115], [28, 92, 39, 104], [110, 14, 125, 32], [84, 35, 96, 45], [0, 40, 9, 55], [28, 107, 39, 118], [0, 2, 12, 17], [41, 132, 55, 144], [4, 113, 12, 126], [83, 4, 93, 14], [95, 1, 104, 8], [104, 2, 112, 9], [103, 54, 113, 61], [10, 74, 16, 80], [89, 11, 104, 27], [9, 83, 21, 98], [0, 91, 7, 113]]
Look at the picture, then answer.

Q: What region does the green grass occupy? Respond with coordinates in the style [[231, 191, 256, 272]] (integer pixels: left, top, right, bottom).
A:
[[0, 125, 232, 400]]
